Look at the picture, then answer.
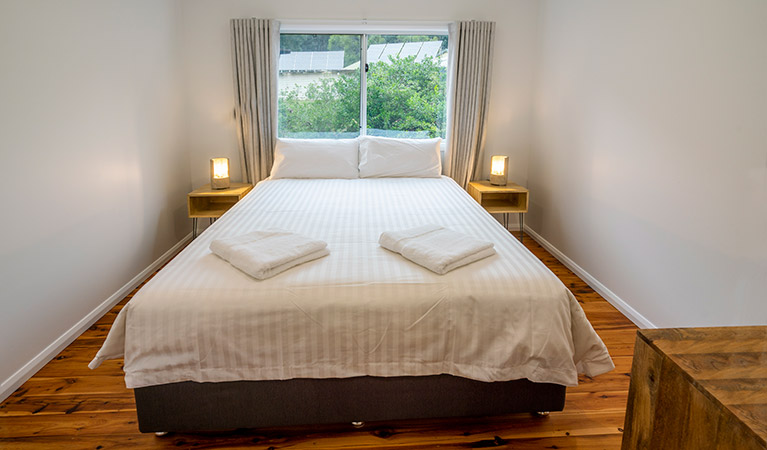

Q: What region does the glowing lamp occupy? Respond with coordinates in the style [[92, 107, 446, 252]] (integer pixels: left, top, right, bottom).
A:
[[489, 155, 508, 186], [210, 158, 230, 189]]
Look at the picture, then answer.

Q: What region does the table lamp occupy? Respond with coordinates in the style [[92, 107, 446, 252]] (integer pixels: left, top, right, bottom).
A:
[[210, 158, 230, 189], [490, 155, 508, 186]]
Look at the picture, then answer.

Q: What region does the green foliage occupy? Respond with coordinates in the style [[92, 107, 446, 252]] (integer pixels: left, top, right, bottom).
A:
[[279, 74, 361, 136], [280, 34, 330, 52], [278, 56, 446, 139], [366, 56, 446, 138], [327, 35, 361, 67]]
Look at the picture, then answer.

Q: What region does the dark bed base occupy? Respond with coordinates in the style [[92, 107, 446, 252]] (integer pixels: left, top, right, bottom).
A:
[[134, 375, 566, 432]]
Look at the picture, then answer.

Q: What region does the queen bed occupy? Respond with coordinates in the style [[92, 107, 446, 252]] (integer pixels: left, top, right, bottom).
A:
[[91, 138, 613, 432]]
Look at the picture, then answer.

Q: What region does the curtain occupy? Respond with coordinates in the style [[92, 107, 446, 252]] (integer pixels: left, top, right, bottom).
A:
[[445, 21, 496, 189], [230, 18, 279, 184]]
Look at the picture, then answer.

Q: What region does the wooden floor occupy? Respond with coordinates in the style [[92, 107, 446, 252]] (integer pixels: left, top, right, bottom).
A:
[[0, 232, 638, 449]]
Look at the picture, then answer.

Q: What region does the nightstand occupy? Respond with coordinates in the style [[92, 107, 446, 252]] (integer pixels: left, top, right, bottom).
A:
[[467, 180, 529, 241], [188, 183, 253, 238]]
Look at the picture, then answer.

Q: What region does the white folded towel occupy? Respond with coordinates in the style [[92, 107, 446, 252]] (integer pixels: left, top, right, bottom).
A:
[[210, 230, 329, 280], [379, 224, 496, 275]]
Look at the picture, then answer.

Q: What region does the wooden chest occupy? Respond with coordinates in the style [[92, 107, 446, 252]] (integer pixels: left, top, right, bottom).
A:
[[622, 327, 767, 450]]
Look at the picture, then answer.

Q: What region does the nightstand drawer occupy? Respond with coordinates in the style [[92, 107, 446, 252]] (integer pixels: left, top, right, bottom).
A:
[[468, 180, 529, 241], [188, 182, 253, 238], [467, 181, 529, 214], [188, 196, 240, 218], [479, 192, 528, 213]]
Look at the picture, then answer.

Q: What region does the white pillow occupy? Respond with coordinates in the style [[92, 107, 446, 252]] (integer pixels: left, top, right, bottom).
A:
[[270, 138, 359, 179], [358, 136, 442, 178]]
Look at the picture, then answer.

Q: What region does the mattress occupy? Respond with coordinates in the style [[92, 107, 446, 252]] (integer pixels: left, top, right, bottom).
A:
[[91, 176, 613, 388]]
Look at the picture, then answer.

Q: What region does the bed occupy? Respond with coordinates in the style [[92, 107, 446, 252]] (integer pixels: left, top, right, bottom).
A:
[[91, 139, 613, 432]]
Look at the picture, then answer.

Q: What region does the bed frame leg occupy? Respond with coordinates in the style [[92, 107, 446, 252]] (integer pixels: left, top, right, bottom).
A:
[[534, 411, 550, 417], [351, 421, 365, 428], [155, 431, 169, 437]]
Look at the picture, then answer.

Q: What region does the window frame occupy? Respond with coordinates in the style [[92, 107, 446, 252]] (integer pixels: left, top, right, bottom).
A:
[[278, 21, 449, 140]]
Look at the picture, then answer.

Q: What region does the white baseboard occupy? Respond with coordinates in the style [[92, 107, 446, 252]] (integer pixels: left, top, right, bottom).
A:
[[0, 233, 193, 403], [524, 225, 656, 329]]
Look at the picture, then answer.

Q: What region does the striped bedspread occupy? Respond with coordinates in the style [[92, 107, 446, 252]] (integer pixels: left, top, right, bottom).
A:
[[91, 176, 614, 388]]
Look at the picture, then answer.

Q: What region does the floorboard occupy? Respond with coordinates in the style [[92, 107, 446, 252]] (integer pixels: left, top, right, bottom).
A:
[[0, 231, 638, 449]]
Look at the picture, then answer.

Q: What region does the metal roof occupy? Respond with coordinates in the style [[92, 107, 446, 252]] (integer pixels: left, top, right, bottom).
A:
[[279, 51, 345, 72], [279, 41, 445, 72], [367, 41, 443, 64]]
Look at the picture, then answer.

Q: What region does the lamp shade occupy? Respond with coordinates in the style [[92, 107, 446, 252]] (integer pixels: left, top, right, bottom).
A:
[[489, 155, 508, 186], [210, 158, 230, 189]]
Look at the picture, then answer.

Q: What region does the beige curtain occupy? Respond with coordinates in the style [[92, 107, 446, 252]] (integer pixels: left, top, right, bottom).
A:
[[230, 18, 279, 184], [446, 21, 496, 189]]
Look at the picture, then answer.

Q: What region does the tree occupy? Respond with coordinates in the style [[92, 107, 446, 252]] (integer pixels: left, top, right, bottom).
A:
[[280, 34, 330, 52], [327, 35, 361, 67], [278, 55, 446, 139], [366, 56, 446, 137], [279, 75, 360, 136]]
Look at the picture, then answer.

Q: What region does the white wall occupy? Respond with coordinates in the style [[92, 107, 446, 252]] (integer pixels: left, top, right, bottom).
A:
[[530, 0, 767, 327], [0, 0, 189, 393], [179, 0, 539, 189]]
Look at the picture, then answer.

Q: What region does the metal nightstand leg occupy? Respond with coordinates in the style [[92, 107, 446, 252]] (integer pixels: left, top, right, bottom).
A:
[[193, 218, 198, 239], [519, 213, 524, 243]]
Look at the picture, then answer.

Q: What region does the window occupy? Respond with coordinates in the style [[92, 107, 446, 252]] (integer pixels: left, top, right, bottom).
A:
[[278, 34, 361, 139], [278, 32, 448, 139]]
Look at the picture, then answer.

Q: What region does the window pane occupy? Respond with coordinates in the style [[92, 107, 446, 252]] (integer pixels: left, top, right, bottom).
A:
[[278, 34, 361, 139], [366, 35, 448, 139]]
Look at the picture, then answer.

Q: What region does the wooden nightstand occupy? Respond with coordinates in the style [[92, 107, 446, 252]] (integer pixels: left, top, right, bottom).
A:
[[188, 182, 253, 238], [468, 180, 529, 241]]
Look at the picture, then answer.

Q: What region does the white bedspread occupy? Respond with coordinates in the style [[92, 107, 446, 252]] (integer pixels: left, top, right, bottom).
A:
[[91, 177, 613, 388]]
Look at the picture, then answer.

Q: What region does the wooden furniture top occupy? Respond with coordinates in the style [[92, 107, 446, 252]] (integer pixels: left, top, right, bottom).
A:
[[639, 326, 767, 444], [467, 180, 529, 214], [188, 182, 253, 197], [468, 180, 529, 194], [188, 183, 253, 220]]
